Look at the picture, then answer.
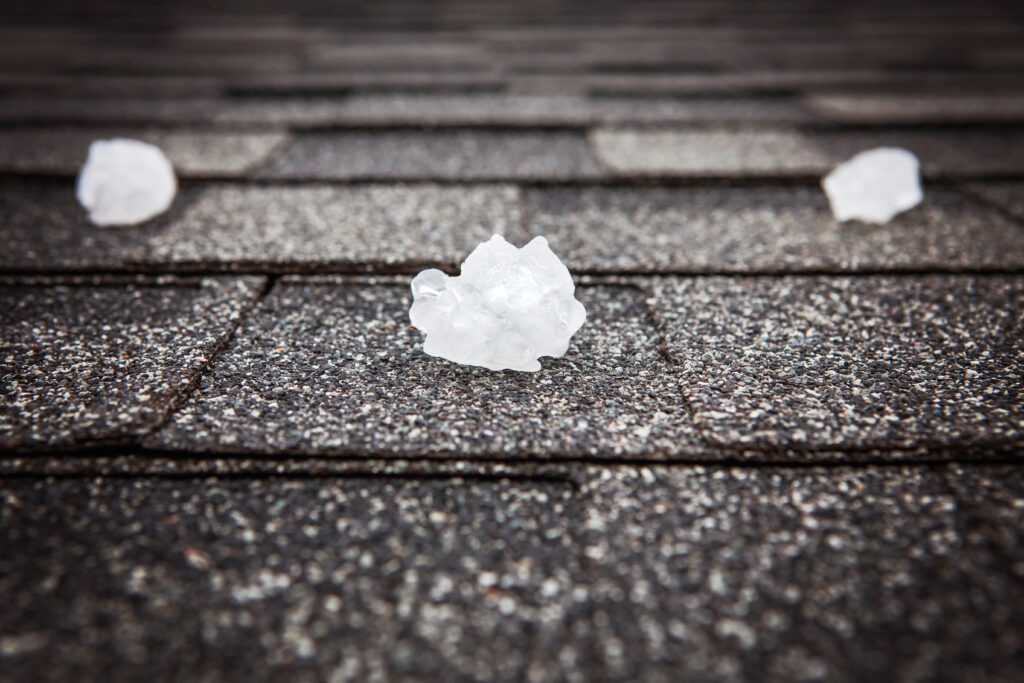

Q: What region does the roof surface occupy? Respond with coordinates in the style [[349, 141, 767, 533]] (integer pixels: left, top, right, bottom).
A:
[[1, 1, 1023, 681]]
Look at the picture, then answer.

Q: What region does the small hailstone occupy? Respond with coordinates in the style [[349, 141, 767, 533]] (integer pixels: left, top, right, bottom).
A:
[[821, 147, 923, 224], [410, 235, 586, 372], [76, 138, 177, 226]]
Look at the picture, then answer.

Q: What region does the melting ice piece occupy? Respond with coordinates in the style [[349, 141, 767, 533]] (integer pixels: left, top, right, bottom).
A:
[[822, 147, 923, 224], [410, 235, 587, 372], [76, 138, 177, 226]]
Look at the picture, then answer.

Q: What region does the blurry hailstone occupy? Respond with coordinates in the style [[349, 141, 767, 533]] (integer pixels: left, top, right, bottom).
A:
[[822, 147, 923, 224], [410, 235, 587, 372], [76, 138, 177, 226]]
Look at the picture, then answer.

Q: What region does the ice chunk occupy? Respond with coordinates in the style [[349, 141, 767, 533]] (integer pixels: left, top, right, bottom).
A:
[[76, 138, 177, 226], [410, 235, 587, 372], [822, 147, 923, 224]]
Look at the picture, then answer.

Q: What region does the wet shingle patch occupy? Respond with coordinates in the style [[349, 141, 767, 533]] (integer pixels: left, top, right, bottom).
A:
[[0, 128, 288, 177], [0, 477, 582, 682], [651, 275, 1024, 453], [525, 186, 1024, 273], [145, 183, 524, 271], [577, 464, 1024, 683], [255, 130, 603, 181], [0, 276, 265, 450], [149, 283, 704, 458]]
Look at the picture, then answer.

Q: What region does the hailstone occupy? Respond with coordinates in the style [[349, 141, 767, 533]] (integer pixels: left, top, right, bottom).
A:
[[410, 235, 587, 372], [76, 138, 177, 226], [821, 147, 923, 224]]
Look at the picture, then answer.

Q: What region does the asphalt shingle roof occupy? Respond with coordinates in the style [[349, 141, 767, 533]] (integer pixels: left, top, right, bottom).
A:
[[1, 1, 1023, 680]]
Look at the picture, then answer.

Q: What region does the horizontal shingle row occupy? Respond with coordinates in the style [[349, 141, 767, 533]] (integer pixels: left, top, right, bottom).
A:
[[5, 180, 1024, 274], [1, 463, 1021, 681], [7, 274, 1017, 459], [5, 126, 1024, 180]]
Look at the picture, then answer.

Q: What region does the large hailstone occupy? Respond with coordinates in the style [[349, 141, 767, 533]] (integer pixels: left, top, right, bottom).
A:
[[76, 138, 177, 226], [822, 147, 923, 224], [410, 235, 587, 372]]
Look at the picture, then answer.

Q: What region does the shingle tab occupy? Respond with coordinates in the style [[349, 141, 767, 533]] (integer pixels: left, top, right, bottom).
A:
[[0, 179, 156, 270], [591, 127, 1024, 178], [0, 477, 582, 682], [145, 183, 524, 271], [965, 181, 1024, 221], [0, 128, 288, 177], [524, 187, 1024, 273], [651, 275, 1024, 453], [256, 131, 603, 181], [0, 276, 265, 450], [577, 464, 1024, 682], [590, 128, 830, 177], [217, 94, 807, 127], [149, 283, 704, 458], [0, 97, 220, 125], [805, 93, 1024, 124]]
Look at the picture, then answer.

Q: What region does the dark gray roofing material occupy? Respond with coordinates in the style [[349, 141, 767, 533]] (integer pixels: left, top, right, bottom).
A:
[[1, 464, 1020, 682], [148, 282, 704, 458], [0, 276, 264, 450], [2, 5, 1024, 680], [652, 275, 1024, 453]]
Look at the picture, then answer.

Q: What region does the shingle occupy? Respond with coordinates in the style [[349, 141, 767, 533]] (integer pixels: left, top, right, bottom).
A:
[[0, 179, 159, 270], [804, 93, 1024, 124], [0, 97, 220, 125], [965, 181, 1024, 221], [524, 186, 1024, 273], [228, 71, 505, 95], [817, 130, 1024, 178], [149, 283, 704, 458], [144, 183, 524, 271], [0, 75, 224, 97], [579, 70, 1024, 96], [0, 476, 583, 682], [217, 94, 808, 127], [0, 128, 288, 177], [651, 275, 1024, 452], [256, 131, 604, 181], [577, 464, 1024, 683], [0, 276, 265, 450], [590, 127, 1024, 178], [590, 128, 830, 177]]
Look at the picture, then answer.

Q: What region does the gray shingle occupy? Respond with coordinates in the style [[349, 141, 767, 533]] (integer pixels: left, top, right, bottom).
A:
[[256, 131, 603, 181], [228, 71, 505, 95], [577, 464, 1024, 683], [0, 476, 583, 683], [526, 186, 1024, 273], [217, 95, 808, 127], [651, 275, 1024, 452], [145, 183, 524, 271], [149, 283, 704, 458], [817, 130, 1024, 178], [0, 128, 288, 177], [590, 127, 1024, 178], [965, 181, 1024, 221], [0, 179, 158, 270], [0, 97, 220, 125], [590, 128, 830, 177], [0, 276, 265, 450], [804, 93, 1024, 124]]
